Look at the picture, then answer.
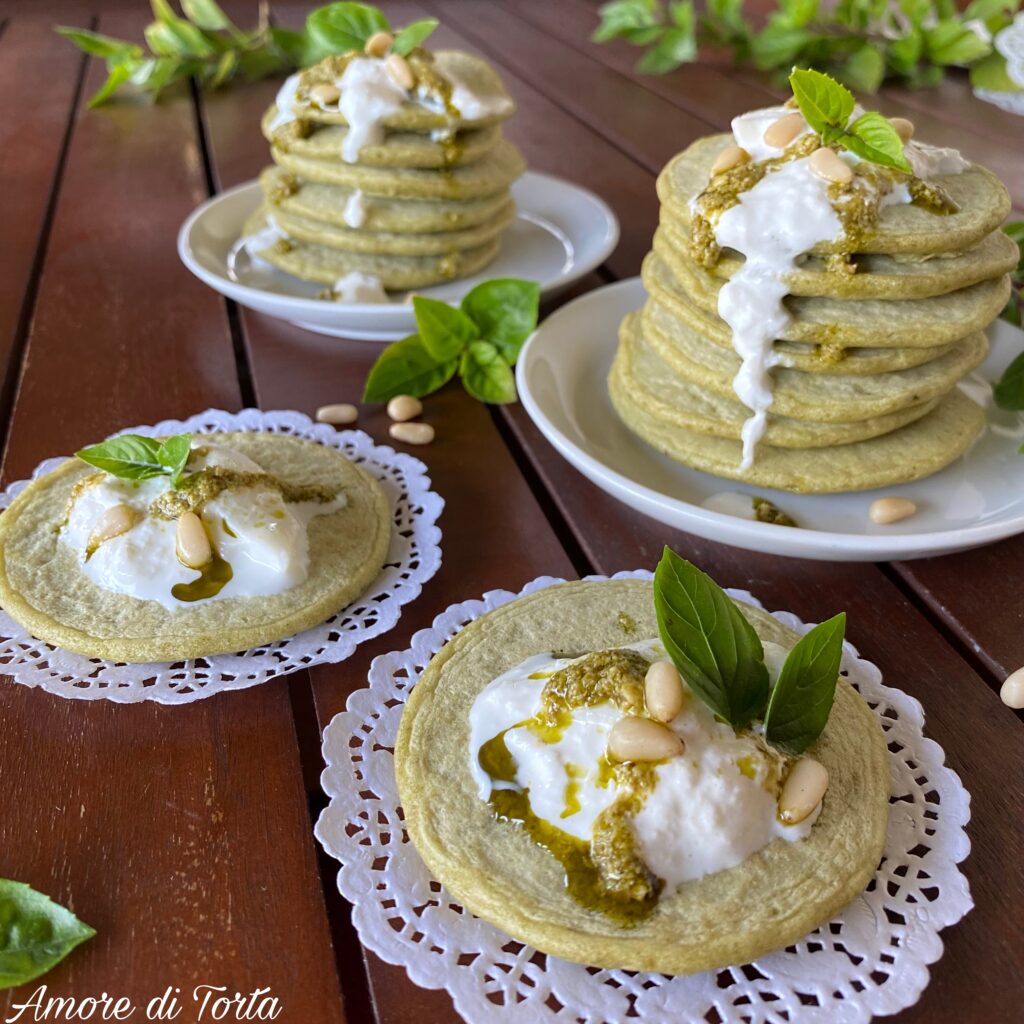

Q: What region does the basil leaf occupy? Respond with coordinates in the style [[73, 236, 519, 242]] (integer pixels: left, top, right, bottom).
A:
[[413, 296, 479, 362], [0, 880, 95, 989], [653, 547, 768, 728], [363, 334, 458, 402], [56, 26, 142, 60], [789, 67, 854, 134], [592, 0, 660, 43], [460, 279, 540, 365], [843, 43, 886, 93], [181, 0, 232, 32], [459, 342, 517, 404], [994, 351, 1024, 410], [844, 111, 912, 172], [306, 2, 389, 54], [88, 63, 135, 108], [764, 613, 846, 755], [76, 434, 166, 479], [925, 19, 991, 65], [157, 434, 193, 486], [636, 24, 697, 73], [392, 18, 439, 56]]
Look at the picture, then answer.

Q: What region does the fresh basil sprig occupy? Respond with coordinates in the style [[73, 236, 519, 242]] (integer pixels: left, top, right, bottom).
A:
[[0, 880, 95, 989], [57, 2, 437, 107], [593, 0, 1021, 94], [76, 432, 192, 488], [763, 613, 847, 755], [994, 350, 1024, 413], [363, 279, 540, 406], [998, 221, 1024, 329], [653, 547, 845, 752], [789, 68, 911, 173]]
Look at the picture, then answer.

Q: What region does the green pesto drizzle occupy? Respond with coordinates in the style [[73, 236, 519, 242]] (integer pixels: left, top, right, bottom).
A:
[[171, 551, 233, 603]]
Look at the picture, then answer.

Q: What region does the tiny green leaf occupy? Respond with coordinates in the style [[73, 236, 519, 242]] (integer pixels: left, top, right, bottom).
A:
[[412, 296, 479, 362], [653, 547, 769, 728], [181, 0, 232, 32], [788, 67, 855, 135], [88, 63, 135, 107], [459, 341, 517, 404], [994, 351, 1024, 410], [925, 18, 992, 65], [392, 18, 439, 56], [306, 2, 389, 54], [363, 335, 458, 402], [460, 278, 540, 365], [764, 613, 846, 755], [55, 26, 142, 60], [844, 111, 912, 172], [636, 24, 696, 73], [157, 434, 193, 486], [843, 42, 886, 93], [0, 880, 95, 989], [76, 433, 193, 485]]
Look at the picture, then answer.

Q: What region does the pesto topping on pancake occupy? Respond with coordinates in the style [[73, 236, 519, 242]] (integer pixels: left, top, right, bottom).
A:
[[541, 648, 649, 719], [752, 497, 798, 527]]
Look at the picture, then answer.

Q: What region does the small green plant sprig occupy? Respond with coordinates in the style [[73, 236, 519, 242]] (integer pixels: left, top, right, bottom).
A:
[[76, 433, 192, 488], [0, 880, 95, 989], [993, 223, 1024, 429], [594, 0, 1023, 94], [57, 2, 437, 108], [653, 547, 846, 754], [364, 280, 541, 406]]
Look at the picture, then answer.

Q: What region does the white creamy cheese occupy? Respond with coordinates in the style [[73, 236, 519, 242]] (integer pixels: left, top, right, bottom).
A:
[[243, 213, 288, 266], [442, 68, 515, 121], [343, 189, 368, 228], [62, 441, 345, 611], [713, 157, 844, 468], [334, 271, 388, 303], [730, 106, 811, 162], [905, 140, 970, 178], [269, 73, 304, 133], [338, 57, 409, 163], [469, 639, 816, 886]]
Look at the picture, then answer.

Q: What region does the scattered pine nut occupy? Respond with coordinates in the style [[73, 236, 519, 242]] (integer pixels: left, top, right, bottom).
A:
[[176, 512, 213, 570], [763, 111, 805, 149], [808, 146, 854, 184], [88, 504, 136, 556], [644, 661, 684, 723], [387, 395, 422, 422], [869, 496, 917, 525], [308, 83, 340, 106], [608, 716, 684, 762], [891, 117, 915, 142], [316, 403, 359, 425], [385, 53, 414, 91], [389, 421, 434, 445], [1000, 667, 1024, 709], [364, 31, 394, 57], [711, 144, 750, 176], [778, 758, 829, 825]]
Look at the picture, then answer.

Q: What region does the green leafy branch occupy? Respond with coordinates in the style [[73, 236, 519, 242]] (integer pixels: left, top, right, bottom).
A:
[[594, 0, 1023, 94], [363, 280, 541, 406], [57, 2, 437, 107]]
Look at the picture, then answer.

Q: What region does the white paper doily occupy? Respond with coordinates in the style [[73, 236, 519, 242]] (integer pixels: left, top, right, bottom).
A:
[[0, 408, 443, 704], [974, 13, 1024, 115], [316, 570, 973, 1024]]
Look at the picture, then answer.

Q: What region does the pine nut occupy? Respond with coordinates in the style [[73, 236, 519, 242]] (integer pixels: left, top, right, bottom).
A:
[[389, 421, 434, 445], [384, 53, 415, 91], [644, 661, 684, 723], [1001, 667, 1024, 709], [387, 394, 422, 422], [364, 30, 394, 57], [608, 716, 684, 763], [316, 403, 358, 425], [890, 117, 914, 142], [763, 111, 805, 149], [808, 146, 854, 184], [778, 757, 829, 825], [869, 496, 917, 525], [176, 512, 213, 569], [88, 504, 136, 554], [308, 83, 340, 106], [711, 144, 750, 176]]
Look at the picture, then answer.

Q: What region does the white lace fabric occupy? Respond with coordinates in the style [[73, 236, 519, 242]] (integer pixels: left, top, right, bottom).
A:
[[316, 571, 973, 1024], [0, 408, 443, 704]]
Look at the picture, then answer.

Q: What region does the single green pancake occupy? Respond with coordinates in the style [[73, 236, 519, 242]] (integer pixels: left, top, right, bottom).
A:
[[396, 578, 889, 975], [0, 433, 391, 663]]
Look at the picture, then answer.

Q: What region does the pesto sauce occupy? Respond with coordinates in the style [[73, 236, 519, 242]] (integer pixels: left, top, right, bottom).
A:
[[752, 497, 798, 528], [540, 648, 648, 720], [171, 550, 233, 602]]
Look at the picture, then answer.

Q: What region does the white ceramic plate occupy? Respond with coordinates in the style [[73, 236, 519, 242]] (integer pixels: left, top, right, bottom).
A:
[[177, 172, 619, 341], [517, 277, 1024, 561]]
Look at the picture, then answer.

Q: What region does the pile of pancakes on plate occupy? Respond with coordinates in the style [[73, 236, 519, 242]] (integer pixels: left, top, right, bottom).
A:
[[609, 132, 1016, 494], [247, 49, 525, 292]]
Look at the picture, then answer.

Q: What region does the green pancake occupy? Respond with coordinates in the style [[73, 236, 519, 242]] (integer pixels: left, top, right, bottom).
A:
[[658, 218, 1018, 301], [653, 235, 1011, 348], [0, 433, 391, 663], [264, 112, 502, 169], [271, 200, 515, 256], [609, 370, 985, 493], [615, 313, 938, 447], [245, 208, 501, 288], [395, 578, 890, 975], [260, 166, 513, 233], [659, 134, 1011, 256], [280, 50, 516, 133], [271, 137, 526, 199], [640, 302, 989, 423]]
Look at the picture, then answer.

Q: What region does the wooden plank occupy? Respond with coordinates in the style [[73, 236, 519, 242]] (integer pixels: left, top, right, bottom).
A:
[[0, 11, 346, 1021], [0, 15, 85, 431]]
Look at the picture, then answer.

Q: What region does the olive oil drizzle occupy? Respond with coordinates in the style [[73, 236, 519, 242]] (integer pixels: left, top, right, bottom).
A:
[[171, 551, 233, 603]]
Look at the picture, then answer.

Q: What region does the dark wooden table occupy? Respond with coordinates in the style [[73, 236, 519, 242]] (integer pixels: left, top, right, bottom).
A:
[[1, 2, 1021, 1021]]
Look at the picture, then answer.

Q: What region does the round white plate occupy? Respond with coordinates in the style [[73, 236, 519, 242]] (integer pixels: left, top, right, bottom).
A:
[[177, 172, 619, 341], [517, 277, 1024, 562]]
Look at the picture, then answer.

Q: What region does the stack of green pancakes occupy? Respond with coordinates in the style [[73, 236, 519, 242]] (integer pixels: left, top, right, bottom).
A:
[[610, 132, 1016, 494], [246, 48, 525, 292]]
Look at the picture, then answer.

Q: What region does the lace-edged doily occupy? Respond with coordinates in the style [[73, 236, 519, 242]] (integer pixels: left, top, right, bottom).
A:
[[0, 408, 443, 704], [974, 13, 1024, 115], [316, 570, 972, 1024]]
